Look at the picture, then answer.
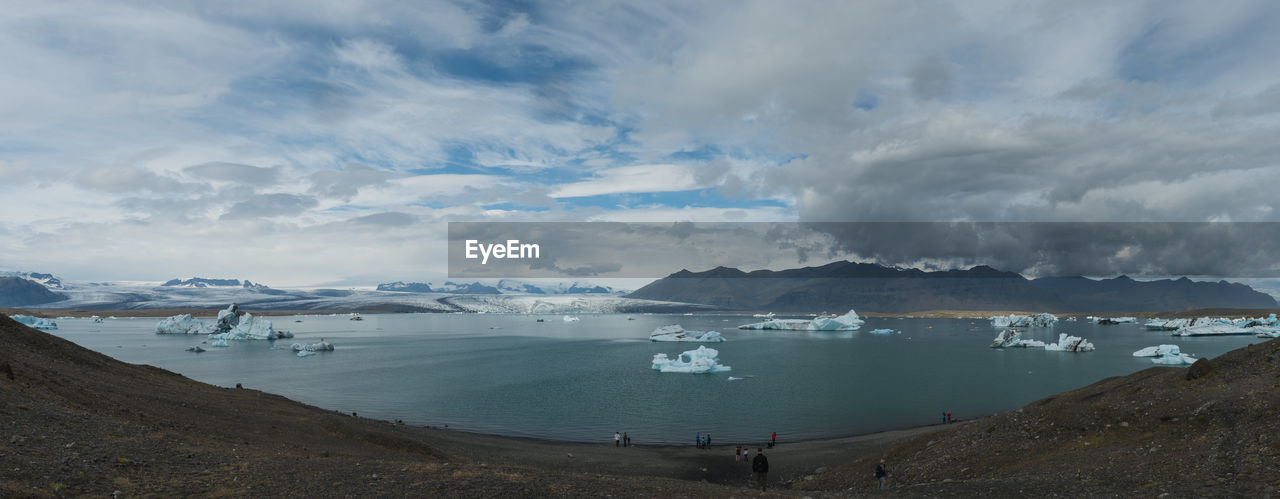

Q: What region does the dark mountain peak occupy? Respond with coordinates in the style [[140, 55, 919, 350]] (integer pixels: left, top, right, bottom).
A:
[[1176, 276, 1192, 283], [1114, 275, 1133, 281], [703, 266, 747, 278], [0, 276, 69, 307]]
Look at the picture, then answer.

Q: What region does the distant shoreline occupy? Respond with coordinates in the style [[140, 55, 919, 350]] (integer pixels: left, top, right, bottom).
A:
[[9, 306, 1280, 319]]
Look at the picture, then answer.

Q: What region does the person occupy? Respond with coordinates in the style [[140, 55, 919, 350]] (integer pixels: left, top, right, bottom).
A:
[[615, 432, 620, 447], [706, 433, 711, 448], [734, 446, 741, 462], [623, 432, 630, 447], [696, 432, 701, 448], [771, 431, 777, 447], [942, 411, 947, 424], [752, 448, 769, 491], [947, 412, 953, 423], [875, 459, 889, 489]]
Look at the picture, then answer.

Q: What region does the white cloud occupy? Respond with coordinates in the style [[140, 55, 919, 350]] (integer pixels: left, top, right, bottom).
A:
[[550, 165, 699, 198]]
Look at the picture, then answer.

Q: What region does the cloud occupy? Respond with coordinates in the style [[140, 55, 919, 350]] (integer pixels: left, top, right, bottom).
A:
[[184, 162, 283, 185], [550, 165, 699, 198], [220, 193, 318, 220]]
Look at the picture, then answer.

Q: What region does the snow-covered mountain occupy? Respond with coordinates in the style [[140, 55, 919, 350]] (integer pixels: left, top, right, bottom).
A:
[[377, 280, 625, 295], [161, 277, 269, 289], [0, 271, 65, 289]]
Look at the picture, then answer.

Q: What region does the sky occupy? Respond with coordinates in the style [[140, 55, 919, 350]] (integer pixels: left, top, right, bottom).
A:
[[3, 1, 1280, 287]]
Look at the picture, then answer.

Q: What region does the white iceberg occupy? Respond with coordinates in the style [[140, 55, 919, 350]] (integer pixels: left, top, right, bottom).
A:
[[1132, 345, 1182, 357], [10, 315, 58, 330], [209, 339, 229, 347], [563, 315, 580, 322], [990, 329, 1044, 348], [738, 309, 863, 331], [990, 313, 1057, 328], [1144, 318, 1190, 331], [1254, 326, 1280, 338], [291, 340, 334, 352], [649, 325, 725, 342], [1044, 333, 1095, 352], [868, 328, 898, 335], [155, 314, 212, 335], [1172, 324, 1254, 337], [296, 350, 317, 357], [651, 345, 731, 374], [1151, 353, 1197, 365]]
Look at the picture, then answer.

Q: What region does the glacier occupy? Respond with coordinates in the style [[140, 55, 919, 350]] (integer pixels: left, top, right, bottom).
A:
[[989, 313, 1057, 328], [737, 309, 864, 331], [649, 325, 725, 342], [10, 315, 58, 330], [1044, 333, 1095, 352], [651, 345, 731, 374]]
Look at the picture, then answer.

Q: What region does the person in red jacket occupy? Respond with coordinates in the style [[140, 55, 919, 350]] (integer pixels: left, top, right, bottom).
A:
[[770, 431, 777, 447]]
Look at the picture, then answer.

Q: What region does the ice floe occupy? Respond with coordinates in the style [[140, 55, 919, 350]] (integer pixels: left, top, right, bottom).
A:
[[186, 345, 206, 353], [737, 309, 863, 331], [10, 315, 58, 330], [155, 304, 290, 340], [1043, 333, 1095, 352], [1132, 345, 1182, 357], [651, 345, 731, 374], [563, 315, 580, 322], [990, 313, 1057, 328], [989, 329, 1045, 348], [291, 340, 335, 352], [1135, 345, 1196, 365], [868, 328, 899, 335], [155, 314, 212, 335], [649, 325, 725, 342], [1171, 324, 1254, 337]]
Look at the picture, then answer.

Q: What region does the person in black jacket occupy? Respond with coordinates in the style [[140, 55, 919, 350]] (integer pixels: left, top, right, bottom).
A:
[[751, 448, 769, 491]]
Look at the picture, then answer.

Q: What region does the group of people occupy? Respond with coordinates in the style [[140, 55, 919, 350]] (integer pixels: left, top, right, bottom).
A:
[[695, 432, 712, 448], [612, 431, 631, 447], [941, 411, 954, 424]]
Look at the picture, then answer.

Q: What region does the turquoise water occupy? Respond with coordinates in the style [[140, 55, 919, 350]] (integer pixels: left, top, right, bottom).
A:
[[47, 314, 1260, 444]]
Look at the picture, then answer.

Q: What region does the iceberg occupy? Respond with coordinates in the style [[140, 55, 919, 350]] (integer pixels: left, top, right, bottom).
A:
[[208, 312, 280, 340], [155, 314, 212, 335], [1144, 318, 1190, 331], [1172, 324, 1254, 337], [1044, 333, 1095, 352], [738, 309, 863, 331], [10, 315, 58, 330], [868, 328, 898, 335], [563, 315, 580, 322], [186, 345, 206, 353], [990, 313, 1057, 328], [1132, 345, 1182, 357], [651, 345, 731, 374], [649, 325, 725, 342], [296, 350, 317, 357], [990, 329, 1044, 348], [1255, 326, 1280, 338], [1151, 352, 1197, 365], [209, 339, 229, 347], [291, 340, 335, 352]]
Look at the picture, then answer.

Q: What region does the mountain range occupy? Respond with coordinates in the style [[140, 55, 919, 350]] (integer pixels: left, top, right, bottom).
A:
[[626, 261, 1279, 313]]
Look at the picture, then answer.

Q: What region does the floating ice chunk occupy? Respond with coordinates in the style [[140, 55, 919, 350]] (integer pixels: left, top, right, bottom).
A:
[[990, 329, 1044, 348], [1255, 326, 1280, 338], [185, 345, 206, 353], [1151, 353, 1196, 365], [155, 314, 211, 335], [209, 339, 229, 347], [1172, 324, 1254, 337], [868, 329, 898, 335], [10, 315, 58, 330], [738, 309, 863, 331], [1144, 318, 1190, 331], [649, 325, 725, 342], [563, 315, 580, 322], [1132, 345, 1181, 357], [291, 341, 334, 352], [296, 350, 317, 357], [1044, 333, 1095, 352], [651, 345, 731, 374], [990, 313, 1057, 328]]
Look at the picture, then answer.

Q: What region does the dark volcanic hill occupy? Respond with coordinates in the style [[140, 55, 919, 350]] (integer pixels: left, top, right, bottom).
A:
[[798, 338, 1280, 496], [626, 261, 1278, 313], [0, 276, 68, 307]]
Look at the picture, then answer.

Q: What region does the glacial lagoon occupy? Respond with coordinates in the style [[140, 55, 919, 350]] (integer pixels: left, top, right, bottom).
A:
[[48, 313, 1260, 444]]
